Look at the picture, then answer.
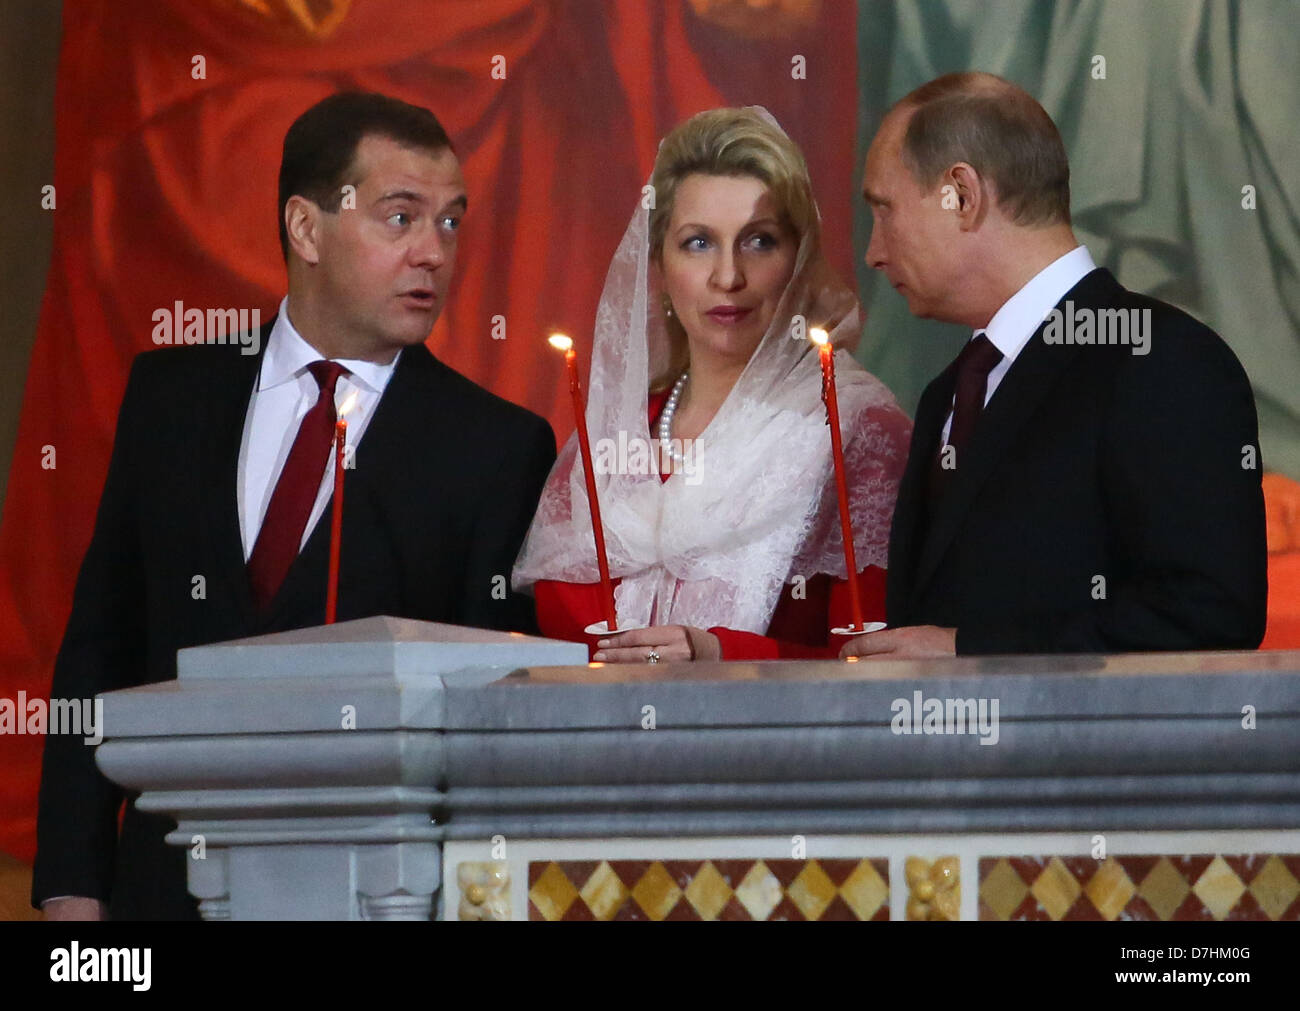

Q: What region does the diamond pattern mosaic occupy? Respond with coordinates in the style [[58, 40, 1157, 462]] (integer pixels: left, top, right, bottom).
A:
[[527, 859, 890, 921], [978, 854, 1300, 921]]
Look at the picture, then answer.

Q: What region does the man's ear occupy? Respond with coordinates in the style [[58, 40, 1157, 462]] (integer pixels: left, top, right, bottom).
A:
[[284, 196, 323, 265], [945, 162, 988, 232]]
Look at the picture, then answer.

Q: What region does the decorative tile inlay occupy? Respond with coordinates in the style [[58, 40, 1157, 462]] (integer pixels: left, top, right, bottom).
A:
[[979, 854, 1300, 921], [839, 859, 890, 921], [684, 861, 732, 920], [1083, 859, 1136, 921], [787, 861, 837, 920], [1138, 858, 1191, 921], [528, 861, 579, 921], [905, 856, 960, 921], [979, 857, 1029, 921], [1030, 857, 1082, 921], [456, 861, 510, 921], [579, 861, 631, 920], [527, 859, 890, 921], [1248, 856, 1300, 920], [1192, 856, 1246, 921], [629, 862, 682, 921], [734, 862, 783, 920]]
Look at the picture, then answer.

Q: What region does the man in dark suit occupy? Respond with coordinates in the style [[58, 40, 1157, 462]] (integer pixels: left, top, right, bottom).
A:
[[845, 71, 1266, 659], [33, 93, 556, 919]]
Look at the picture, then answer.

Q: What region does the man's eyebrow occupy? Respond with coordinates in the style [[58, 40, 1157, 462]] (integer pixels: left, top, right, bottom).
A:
[[373, 192, 467, 215], [862, 187, 889, 206], [375, 190, 428, 205]]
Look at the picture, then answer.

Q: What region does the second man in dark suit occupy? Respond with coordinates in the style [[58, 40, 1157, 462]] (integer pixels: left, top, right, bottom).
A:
[[846, 71, 1266, 659]]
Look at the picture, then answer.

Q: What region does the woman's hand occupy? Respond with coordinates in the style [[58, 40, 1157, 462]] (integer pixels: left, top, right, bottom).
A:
[[593, 625, 721, 663]]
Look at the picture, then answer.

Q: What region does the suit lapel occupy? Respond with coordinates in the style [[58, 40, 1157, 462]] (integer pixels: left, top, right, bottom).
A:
[[886, 364, 958, 623], [194, 321, 271, 629], [339, 342, 442, 496], [909, 268, 1117, 607]]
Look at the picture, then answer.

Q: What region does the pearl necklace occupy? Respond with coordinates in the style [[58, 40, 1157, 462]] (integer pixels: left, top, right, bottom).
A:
[[657, 371, 689, 465]]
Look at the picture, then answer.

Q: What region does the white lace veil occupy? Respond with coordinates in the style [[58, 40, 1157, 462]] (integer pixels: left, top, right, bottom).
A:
[[513, 108, 910, 634]]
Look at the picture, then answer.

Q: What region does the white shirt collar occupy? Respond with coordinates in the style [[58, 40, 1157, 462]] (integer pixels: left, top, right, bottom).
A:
[[260, 295, 401, 393], [979, 245, 1097, 363]]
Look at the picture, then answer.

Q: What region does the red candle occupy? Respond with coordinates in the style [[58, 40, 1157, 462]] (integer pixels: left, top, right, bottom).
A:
[[812, 328, 866, 633], [549, 333, 618, 632], [326, 390, 357, 624]]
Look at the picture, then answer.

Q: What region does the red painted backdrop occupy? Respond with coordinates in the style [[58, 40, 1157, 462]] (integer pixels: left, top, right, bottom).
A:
[[0, 0, 858, 862]]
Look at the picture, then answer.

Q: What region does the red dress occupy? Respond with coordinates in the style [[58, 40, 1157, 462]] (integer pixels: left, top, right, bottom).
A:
[[532, 391, 889, 660]]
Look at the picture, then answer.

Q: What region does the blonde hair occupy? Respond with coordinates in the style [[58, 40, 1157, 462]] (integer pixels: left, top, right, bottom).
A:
[[648, 108, 820, 389]]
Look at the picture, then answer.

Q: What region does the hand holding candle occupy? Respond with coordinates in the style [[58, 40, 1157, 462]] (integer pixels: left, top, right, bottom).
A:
[[326, 389, 358, 625], [549, 333, 619, 632], [811, 327, 868, 634]]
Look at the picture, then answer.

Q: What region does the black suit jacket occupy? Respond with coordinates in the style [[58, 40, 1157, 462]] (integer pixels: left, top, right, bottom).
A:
[[887, 268, 1267, 654], [32, 323, 556, 918]]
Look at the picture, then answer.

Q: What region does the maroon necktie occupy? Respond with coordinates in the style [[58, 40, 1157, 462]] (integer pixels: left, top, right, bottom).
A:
[[929, 333, 1003, 503], [247, 360, 349, 612]]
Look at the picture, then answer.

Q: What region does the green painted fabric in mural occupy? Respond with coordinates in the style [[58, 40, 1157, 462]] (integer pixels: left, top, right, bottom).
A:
[[855, 0, 1300, 479]]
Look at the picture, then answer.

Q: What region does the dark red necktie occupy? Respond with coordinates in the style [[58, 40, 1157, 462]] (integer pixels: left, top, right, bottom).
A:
[[929, 333, 1003, 503], [247, 360, 349, 612]]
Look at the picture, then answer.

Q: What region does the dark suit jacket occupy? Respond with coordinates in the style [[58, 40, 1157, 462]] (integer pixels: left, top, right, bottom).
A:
[[887, 268, 1267, 654], [32, 323, 556, 919]]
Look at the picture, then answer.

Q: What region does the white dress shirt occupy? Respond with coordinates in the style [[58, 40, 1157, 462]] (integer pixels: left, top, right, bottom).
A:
[[237, 297, 401, 560], [942, 245, 1097, 444]]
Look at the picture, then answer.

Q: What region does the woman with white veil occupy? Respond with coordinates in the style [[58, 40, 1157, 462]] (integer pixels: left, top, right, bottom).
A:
[[513, 107, 912, 662]]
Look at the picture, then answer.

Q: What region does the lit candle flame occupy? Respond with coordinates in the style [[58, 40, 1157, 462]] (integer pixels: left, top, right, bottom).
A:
[[548, 332, 573, 352], [338, 390, 359, 418], [809, 327, 829, 347]]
